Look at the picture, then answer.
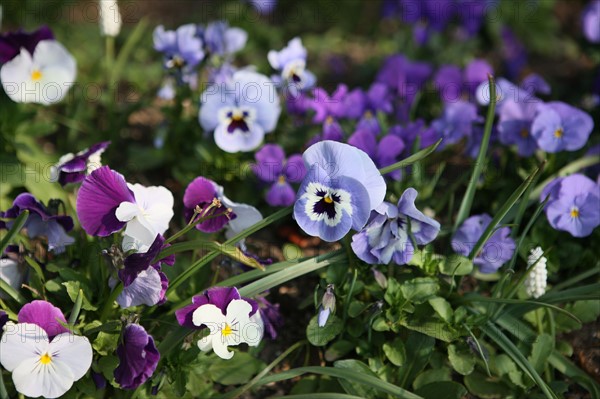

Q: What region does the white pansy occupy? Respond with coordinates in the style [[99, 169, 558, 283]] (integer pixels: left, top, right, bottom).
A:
[[0, 322, 93, 399], [192, 299, 263, 359], [0, 40, 76, 105], [525, 246, 548, 299], [99, 0, 122, 37], [115, 184, 174, 248]]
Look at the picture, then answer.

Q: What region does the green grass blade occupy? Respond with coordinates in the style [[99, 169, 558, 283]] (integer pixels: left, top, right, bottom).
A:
[[0, 210, 28, 255], [468, 162, 545, 261], [453, 75, 497, 231], [379, 139, 442, 176], [68, 289, 84, 326], [239, 252, 346, 297], [273, 395, 365, 399], [253, 366, 424, 399], [0, 279, 26, 305], [479, 321, 558, 399], [111, 17, 149, 84], [464, 295, 581, 323], [167, 207, 292, 294]]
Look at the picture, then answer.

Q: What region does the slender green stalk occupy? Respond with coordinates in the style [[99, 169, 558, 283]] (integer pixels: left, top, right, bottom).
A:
[[0, 279, 26, 305], [68, 289, 84, 326], [379, 139, 442, 176], [100, 283, 123, 322], [0, 210, 28, 255], [453, 75, 497, 232]]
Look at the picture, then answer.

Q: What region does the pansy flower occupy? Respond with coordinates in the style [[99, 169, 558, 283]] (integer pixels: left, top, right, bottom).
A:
[[77, 166, 174, 247], [294, 141, 386, 242], [347, 129, 405, 180], [452, 214, 516, 274], [268, 37, 316, 90], [115, 234, 173, 308], [497, 95, 540, 156], [0, 301, 92, 398], [114, 324, 160, 390], [541, 174, 600, 237], [183, 176, 262, 234], [49, 141, 110, 186], [203, 20, 247, 57], [376, 54, 432, 104], [0, 246, 27, 300], [389, 119, 438, 155], [1, 193, 75, 253], [431, 100, 481, 147], [176, 287, 263, 359], [0, 35, 76, 105], [351, 188, 440, 265], [199, 70, 281, 153], [531, 101, 594, 153], [582, 0, 600, 43], [0, 26, 54, 64], [153, 24, 204, 84], [253, 144, 307, 206], [255, 295, 283, 340]]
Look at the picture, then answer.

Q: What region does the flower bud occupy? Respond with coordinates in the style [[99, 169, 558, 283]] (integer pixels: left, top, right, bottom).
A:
[[372, 267, 388, 289], [525, 246, 548, 299], [99, 0, 122, 37]]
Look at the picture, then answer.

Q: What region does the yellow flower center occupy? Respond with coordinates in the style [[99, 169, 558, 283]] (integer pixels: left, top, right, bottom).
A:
[[554, 128, 564, 138], [520, 128, 529, 138], [278, 175, 286, 184], [326, 116, 334, 124], [364, 110, 373, 119], [570, 207, 580, 218], [40, 353, 52, 365], [323, 195, 333, 204], [31, 70, 43, 81], [222, 324, 233, 337]]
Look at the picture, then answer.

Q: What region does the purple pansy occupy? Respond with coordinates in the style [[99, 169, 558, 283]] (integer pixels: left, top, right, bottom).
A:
[[501, 26, 527, 79], [531, 101, 594, 153], [114, 324, 160, 390], [463, 59, 494, 95], [175, 286, 258, 329], [434, 65, 463, 103], [17, 300, 70, 340], [268, 37, 316, 90], [541, 174, 600, 237], [431, 100, 481, 147], [50, 141, 110, 186], [376, 54, 432, 105], [582, 0, 600, 43], [254, 144, 307, 207], [347, 129, 405, 181], [203, 21, 247, 57], [1, 193, 74, 253], [452, 214, 516, 274], [255, 295, 283, 340], [390, 119, 438, 154], [246, 0, 277, 14], [497, 95, 540, 156], [153, 24, 204, 77], [520, 73, 551, 96], [77, 166, 135, 236], [119, 234, 174, 287], [0, 26, 54, 64], [294, 141, 386, 242], [199, 70, 281, 153], [351, 188, 440, 265]]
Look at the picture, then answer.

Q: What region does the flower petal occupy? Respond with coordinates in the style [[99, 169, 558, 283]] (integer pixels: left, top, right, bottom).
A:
[[49, 333, 93, 381], [0, 322, 49, 371], [12, 355, 75, 399], [18, 300, 69, 339]]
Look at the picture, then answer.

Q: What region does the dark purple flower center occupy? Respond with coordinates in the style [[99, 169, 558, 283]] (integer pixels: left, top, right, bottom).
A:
[[313, 189, 340, 219], [227, 111, 250, 133]]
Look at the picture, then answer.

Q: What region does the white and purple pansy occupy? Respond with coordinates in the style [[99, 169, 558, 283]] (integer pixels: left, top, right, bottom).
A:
[[294, 141, 386, 242], [50, 141, 110, 186], [199, 70, 280, 153], [268, 37, 316, 90], [76, 166, 174, 247]]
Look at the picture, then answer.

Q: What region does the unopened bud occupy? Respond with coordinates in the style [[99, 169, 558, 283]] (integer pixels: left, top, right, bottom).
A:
[[372, 268, 388, 289]]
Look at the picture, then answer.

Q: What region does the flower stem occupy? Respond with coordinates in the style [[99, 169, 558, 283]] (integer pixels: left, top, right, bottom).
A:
[[100, 283, 123, 323]]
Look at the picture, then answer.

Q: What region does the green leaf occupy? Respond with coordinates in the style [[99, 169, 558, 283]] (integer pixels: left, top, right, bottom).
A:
[[439, 255, 473, 276], [208, 352, 264, 385], [348, 301, 368, 318], [554, 300, 600, 332], [334, 360, 380, 399], [528, 334, 554, 374], [398, 317, 460, 343], [413, 368, 452, 390], [415, 381, 467, 399], [307, 315, 343, 346], [398, 333, 435, 388], [448, 344, 475, 376], [428, 297, 453, 322], [325, 340, 355, 362], [400, 277, 439, 304], [62, 281, 97, 311], [0, 210, 28, 256], [252, 366, 425, 399], [83, 320, 121, 335], [384, 277, 403, 306], [16, 121, 57, 137], [383, 337, 406, 366], [93, 331, 119, 356], [379, 139, 442, 176], [493, 354, 525, 388], [464, 372, 512, 399], [453, 74, 497, 231]]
